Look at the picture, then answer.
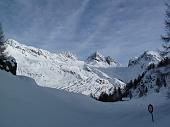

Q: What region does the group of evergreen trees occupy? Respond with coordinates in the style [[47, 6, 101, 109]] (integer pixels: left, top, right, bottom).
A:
[[147, 63, 155, 70], [124, 72, 146, 97], [92, 87, 123, 102], [157, 57, 170, 67], [155, 74, 168, 92]]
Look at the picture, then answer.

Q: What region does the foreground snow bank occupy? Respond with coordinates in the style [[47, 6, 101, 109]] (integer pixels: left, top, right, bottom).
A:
[[0, 70, 170, 127]]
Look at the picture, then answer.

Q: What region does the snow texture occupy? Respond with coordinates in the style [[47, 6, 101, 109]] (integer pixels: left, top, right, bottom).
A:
[[99, 50, 164, 83], [86, 51, 119, 68], [0, 70, 170, 127], [4, 39, 125, 98]]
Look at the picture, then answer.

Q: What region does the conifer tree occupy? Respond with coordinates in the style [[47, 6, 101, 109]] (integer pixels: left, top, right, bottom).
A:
[[117, 87, 122, 101], [0, 23, 6, 57], [161, 3, 170, 56]]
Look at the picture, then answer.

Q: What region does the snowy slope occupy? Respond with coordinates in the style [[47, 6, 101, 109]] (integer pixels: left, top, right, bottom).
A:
[[99, 50, 164, 83], [0, 69, 170, 127], [128, 51, 164, 68], [86, 51, 119, 68], [4, 39, 125, 98], [100, 66, 140, 83], [131, 64, 170, 98]]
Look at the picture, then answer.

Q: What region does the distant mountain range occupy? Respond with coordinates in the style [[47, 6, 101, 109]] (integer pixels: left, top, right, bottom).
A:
[[3, 39, 169, 100], [4, 39, 125, 98]]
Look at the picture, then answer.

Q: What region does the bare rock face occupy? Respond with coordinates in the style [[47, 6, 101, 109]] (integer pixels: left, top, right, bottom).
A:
[[86, 51, 119, 68], [0, 56, 17, 75]]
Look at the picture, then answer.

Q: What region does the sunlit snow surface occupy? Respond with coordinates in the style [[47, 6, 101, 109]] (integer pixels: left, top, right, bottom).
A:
[[4, 39, 125, 98], [0, 70, 170, 127], [99, 50, 164, 83]]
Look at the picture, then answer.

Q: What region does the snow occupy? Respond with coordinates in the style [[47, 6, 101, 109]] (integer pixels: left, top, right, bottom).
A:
[[128, 50, 163, 68], [100, 66, 142, 83], [4, 39, 126, 98], [132, 64, 170, 98], [99, 50, 164, 83], [86, 51, 119, 68], [0, 70, 170, 127]]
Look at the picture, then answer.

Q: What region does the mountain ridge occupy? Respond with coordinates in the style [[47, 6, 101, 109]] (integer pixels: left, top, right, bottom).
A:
[[4, 39, 168, 101], [86, 51, 120, 68], [4, 39, 125, 98]]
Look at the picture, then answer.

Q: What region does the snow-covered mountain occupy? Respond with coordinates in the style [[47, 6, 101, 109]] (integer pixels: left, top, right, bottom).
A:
[[128, 51, 164, 68], [133, 64, 170, 97], [99, 50, 164, 83], [124, 56, 170, 99], [4, 39, 167, 100], [86, 51, 119, 68], [4, 39, 125, 98]]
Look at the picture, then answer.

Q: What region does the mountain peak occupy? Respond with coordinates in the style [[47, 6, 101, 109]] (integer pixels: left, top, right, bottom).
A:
[[87, 51, 105, 62], [86, 51, 119, 68], [4, 39, 125, 98], [6, 39, 21, 47], [128, 50, 164, 68]]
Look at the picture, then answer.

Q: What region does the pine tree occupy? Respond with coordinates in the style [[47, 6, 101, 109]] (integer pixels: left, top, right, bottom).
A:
[[117, 87, 122, 101], [161, 3, 170, 56], [155, 78, 162, 93], [0, 23, 6, 57], [129, 90, 132, 100]]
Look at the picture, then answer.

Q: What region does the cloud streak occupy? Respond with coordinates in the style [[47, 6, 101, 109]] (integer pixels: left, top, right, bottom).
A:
[[0, 0, 165, 65]]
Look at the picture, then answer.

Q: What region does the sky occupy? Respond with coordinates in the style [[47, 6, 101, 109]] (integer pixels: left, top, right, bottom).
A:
[[0, 0, 166, 65]]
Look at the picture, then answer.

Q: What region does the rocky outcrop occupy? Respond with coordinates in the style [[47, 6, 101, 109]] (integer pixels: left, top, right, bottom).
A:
[[0, 56, 17, 75]]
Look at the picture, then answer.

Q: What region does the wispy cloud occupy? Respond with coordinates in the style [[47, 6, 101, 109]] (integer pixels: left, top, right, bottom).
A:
[[0, 0, 165, 65]]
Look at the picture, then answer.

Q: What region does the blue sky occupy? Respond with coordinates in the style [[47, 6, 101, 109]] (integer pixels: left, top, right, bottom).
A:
[[0, 0, 166, 65]]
